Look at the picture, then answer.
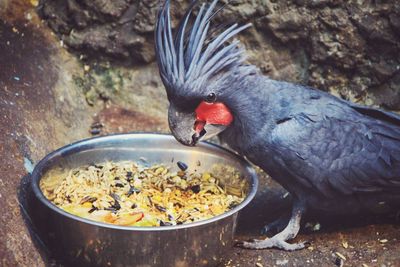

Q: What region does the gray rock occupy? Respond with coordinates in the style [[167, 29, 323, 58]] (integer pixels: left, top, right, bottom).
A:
[[38, 0, 400, 108]]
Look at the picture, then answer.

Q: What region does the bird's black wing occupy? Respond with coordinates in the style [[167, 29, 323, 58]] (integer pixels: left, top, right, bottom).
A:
[[269, 101, 400, 197]]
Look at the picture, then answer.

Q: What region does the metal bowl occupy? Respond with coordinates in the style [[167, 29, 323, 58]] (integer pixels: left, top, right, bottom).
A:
[[30, 133, 258, 267]]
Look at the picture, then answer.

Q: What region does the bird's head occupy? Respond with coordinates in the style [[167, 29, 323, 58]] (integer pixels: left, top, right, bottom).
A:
[[155, 0, 253, 146]]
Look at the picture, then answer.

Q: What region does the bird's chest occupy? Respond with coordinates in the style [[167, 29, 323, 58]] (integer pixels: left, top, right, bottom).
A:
[[221, 127, 311, 196], [221, 128, 278, 173]]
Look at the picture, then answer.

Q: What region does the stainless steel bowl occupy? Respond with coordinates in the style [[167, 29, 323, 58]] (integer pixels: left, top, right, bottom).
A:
[[30, 133, 258, 267]]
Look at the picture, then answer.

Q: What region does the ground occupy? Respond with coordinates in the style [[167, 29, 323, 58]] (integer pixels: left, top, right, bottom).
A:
[[228, 171, 400, 267], [0, 1, 399, 267]]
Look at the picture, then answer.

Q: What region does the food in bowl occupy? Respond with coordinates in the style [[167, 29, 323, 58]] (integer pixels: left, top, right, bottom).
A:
[[40, 160, 247, 227]]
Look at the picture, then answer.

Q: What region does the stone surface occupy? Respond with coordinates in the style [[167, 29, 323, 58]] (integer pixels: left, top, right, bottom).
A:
[[37, 0, 159, 64], [38, 0, 400, 109], [1, 0, 400, 266]]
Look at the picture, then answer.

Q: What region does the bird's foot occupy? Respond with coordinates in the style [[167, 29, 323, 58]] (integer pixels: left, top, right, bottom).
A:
[[237, 200, 307, 251], [261, 216, 289, 235], [237, 236, 308, 251]]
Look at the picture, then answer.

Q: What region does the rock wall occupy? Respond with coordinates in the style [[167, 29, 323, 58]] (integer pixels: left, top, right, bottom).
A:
[[38, 0, 400, 109]]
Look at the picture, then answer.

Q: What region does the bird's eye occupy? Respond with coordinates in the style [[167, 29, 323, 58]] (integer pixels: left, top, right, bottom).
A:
[[205, 93, 217, 103]]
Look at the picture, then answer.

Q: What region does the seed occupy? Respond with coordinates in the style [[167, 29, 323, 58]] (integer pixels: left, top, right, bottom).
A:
[[179, 179, 188, 189], [80, 196, 97, 204], [147, 196, 153, 206], [163, 188, 172, 194], [106, 196, 121, 211], [174, 203, 183, 208], [113, 200, 121, 210], [88, 207, 98, 213], [228, 202, 238, 209], [110, 193, 120, 201], [155, 204, 167, 212], [159, 220, 173, 226], [154, 167, 165, 175], [177, 161, 188, 171], [172, 176, 181, 184], [82, 202, 92, 208], [127, 186, 141, 197], [202, 173, 211, 181], [90, 128, 101, 135], [177, 171, 186, 177], [104, 207, 118, 213], [152, 195, 162, 202], [133, 179, 142, 188], [190, 185, 201, 193]]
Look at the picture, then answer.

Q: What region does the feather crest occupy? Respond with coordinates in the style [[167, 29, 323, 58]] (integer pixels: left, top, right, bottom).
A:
[[155, 0, 251, 94]]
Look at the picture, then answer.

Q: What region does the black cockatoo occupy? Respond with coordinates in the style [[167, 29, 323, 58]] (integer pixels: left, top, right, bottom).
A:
[[155, 0, 400, 250]]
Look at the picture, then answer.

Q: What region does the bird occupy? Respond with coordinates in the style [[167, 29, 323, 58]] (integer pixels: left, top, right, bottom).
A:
[[154, 0, 400, 250]]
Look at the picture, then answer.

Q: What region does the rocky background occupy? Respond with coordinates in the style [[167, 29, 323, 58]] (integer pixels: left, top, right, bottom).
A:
[[38, 0, 400, 109], [1, 0, 399, 266]]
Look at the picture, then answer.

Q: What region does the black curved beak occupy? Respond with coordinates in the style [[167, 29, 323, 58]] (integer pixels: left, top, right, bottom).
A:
[[168, 104, 197, 146], [191, 128, 207, 145]]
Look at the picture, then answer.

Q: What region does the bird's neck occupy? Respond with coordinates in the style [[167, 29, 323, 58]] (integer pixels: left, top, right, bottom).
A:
[[219, 74, 274, 153]]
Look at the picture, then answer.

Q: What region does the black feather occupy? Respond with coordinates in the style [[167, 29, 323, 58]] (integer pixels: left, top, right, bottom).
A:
[[155, 0, 251, 95]]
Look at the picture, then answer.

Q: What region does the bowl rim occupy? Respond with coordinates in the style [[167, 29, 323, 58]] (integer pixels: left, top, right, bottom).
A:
[[31, 133, 258, 231]]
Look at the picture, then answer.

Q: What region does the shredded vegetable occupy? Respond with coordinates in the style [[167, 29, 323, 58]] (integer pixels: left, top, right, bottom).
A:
[[40, 161, 247, 227]]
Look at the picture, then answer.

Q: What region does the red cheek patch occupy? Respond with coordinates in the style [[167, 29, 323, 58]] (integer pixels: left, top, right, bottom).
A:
[[194, 101, 233, 132]]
